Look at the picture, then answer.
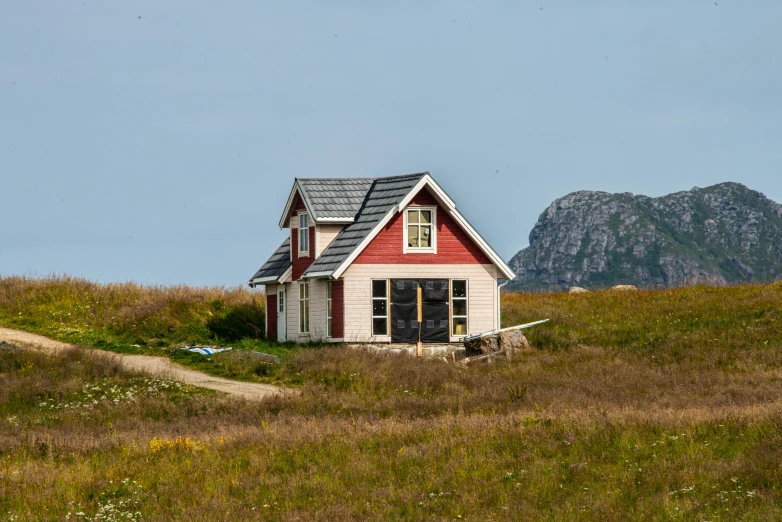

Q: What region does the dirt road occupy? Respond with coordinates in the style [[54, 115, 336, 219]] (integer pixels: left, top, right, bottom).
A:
[[0, 327, 290, 401]]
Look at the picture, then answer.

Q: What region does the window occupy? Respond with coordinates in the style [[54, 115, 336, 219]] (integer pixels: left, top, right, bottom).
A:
[[451, 279, 468, 336], [371, 279, 388, 336], [327, 281, 333, 338], [299, 281, 310, 333], [404, 207, 436, 252], [279, 290, 284, 313], [298, 212, 309, 255]]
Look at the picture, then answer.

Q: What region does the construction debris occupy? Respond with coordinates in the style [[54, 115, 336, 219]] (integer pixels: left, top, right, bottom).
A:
[[462, 319, 547, 358], [181, 345, 233, 355], [253, 351, 281, 363]]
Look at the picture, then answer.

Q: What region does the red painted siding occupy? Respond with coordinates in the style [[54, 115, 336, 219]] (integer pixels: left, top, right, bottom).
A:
[[291, 226, 316, 280], [266, 294, 277, 340], [331, 280, 344, 338], [353, 188, 492, 265]]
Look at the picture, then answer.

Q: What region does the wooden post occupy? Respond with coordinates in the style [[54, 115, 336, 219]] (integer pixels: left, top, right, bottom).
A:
[[417, 286, 423, 357]]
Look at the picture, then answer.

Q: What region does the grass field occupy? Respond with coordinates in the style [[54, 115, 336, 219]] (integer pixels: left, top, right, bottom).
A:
[[1, 277, 781, 520]]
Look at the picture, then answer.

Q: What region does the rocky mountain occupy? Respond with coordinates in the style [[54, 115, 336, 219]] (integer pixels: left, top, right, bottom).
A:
[[508, 182, 782, 291]]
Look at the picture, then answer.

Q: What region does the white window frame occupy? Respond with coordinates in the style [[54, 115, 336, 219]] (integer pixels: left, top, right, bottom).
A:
[[299, 281, 310, 334], [451, 279, 468, 337], [403, 206, 437, 254], [298, 211, 310, 257], [371, 279, 389, 336], [326, 281, 333, 338]]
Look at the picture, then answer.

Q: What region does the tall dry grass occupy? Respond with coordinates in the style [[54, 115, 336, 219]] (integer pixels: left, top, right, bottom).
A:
[[2, 279, 782, 519], [1, 332, 781, 520], [0, 275, 265, 349]]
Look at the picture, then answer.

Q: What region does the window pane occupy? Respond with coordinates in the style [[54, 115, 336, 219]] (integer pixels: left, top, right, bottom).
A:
[[452, 280, 467, 298], [420, 210, 431, 223], [304, 282, 309, 298], [372, 299, 387, 316], [408, 225, 419, 247], [453, 318, 467, 336], [300, 283, 305, 299], [407, 209, 419, 224], [328, 300, 332, 316], [304, 301, 310, 331], [300, 301, 305, 331], [328, 318, 332, 337], [420, 225, 431, 247], [372, 280, 387, 298], [453, 299, 467, 316], [373, 318, 388, 336], [300, 214, 308, 228], [327, 282, 332, 299]]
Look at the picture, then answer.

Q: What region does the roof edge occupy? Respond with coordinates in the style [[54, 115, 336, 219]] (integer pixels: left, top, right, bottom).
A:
[[278, 180, 317, 228]]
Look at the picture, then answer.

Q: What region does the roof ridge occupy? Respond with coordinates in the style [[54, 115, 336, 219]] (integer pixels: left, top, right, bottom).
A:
[[296, 177, 377, 181], [295, 172, 428, 182]]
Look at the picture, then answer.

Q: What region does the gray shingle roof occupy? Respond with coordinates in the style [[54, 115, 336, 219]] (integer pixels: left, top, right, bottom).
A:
[[249, 237, 290, 283], [303, 173, 426, 276], [297, 178, 375, 221]]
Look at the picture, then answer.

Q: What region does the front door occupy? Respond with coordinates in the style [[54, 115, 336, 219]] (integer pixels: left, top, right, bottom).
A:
[[277, 288, 287, 342], [390, 279, 450, 343]]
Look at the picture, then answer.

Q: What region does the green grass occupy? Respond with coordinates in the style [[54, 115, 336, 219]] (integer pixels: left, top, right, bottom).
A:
[[1, 340, 780, 520], [0, 276, 307, 384], [2, 278, 782, 518]]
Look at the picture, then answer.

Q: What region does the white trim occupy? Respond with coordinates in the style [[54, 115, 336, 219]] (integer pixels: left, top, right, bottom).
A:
[[297, 211, 310, 257], [402, 205, 437, 254], [448, 210, 515, 279], [326, 280, 333, 338], [370, 279, 389, 337], [302, 271, 332, 279], [298, 280, 310, 334], [252, 274, 285, 285], [278, 181, 316, 229], [397, 174, 455, 211], [278, 265, 292, 284], [313, 223, 318, 260], [451, 278, 469, 336], [315, 217, 354, 223], [331, 207, 398, 279], [331, 175, 515, 280]]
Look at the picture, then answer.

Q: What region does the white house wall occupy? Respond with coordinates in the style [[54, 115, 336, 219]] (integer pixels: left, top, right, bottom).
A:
[[287, 278, 330, 342], [315, 224, 344, 258], [341, 263, 498, 343]]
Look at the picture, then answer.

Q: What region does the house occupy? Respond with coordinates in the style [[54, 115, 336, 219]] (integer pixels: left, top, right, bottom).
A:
[[248, 172, 515, 344]]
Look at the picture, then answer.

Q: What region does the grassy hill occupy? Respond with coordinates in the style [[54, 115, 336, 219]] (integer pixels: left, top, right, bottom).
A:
[[1, 277, 781, 519]]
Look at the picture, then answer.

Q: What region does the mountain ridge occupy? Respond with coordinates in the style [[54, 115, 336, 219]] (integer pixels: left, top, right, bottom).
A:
[[508, 182, 782, 291]]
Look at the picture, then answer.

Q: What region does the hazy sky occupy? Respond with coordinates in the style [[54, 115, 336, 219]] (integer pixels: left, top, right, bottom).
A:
[[2, 1, 780, 286]]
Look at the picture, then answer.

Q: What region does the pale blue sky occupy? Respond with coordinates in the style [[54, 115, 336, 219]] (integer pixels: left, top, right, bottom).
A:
[[2, 1, 780, 286]]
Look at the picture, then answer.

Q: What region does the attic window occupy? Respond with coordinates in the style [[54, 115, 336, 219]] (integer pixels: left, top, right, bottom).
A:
[[403, 207, 436, 253], [298, 212, 310, 256]]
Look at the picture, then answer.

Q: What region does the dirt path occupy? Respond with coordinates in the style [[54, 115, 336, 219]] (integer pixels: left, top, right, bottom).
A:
[[0, 327, 291, 401]]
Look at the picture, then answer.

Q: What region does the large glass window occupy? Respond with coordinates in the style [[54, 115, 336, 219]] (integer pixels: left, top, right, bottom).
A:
[[371, 279, 388, 336], [406, 208, 433, 249], [299, 281, 310, 333], [451, 280, 468, 336], [298, 213, 309, 255], [327, 281, 333, 338]]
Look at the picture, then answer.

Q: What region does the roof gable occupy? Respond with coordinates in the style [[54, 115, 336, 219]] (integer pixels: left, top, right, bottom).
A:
[[303, 173, 427, 275], [352, 188, 493, 265], [278, 178, 375, 227], [303, 173, 515, 280]]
